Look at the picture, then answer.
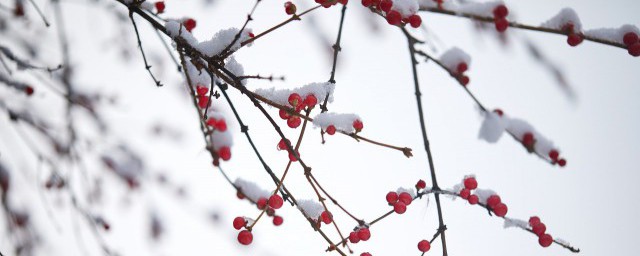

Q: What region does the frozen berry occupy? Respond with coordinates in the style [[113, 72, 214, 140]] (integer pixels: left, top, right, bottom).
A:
[[273, 215, 284, 226], [360, 253, 372, 256], [304, 94, 318, 108], [288, 150, 300, 162], [268, 194, 284, 209], [398, 192, 412, 205], [279, 109, 291, 120], [287, 116, 301, 128], [197, 95, 209, 108], [357, 228, 371, 241], [459, 188, 471, 199], [233, 217, 246, 230], [538, 233, 553, 247], [460, 75, 470, 86], [386, 191, 398, 204], [623, 32, 639, 46], [25, 86, 34, 96], [277, 139, 288, 150], [257, 197, 267, 210], [386, 10, 401, 26], [493, 203, 508, 217], [567, 34, 583, 46], [495, 18, 509, 32], [353, 119, 364, 132], [467, 194, 479, 205], [529, 216, 541, 226], [532, 222, 546, 236], [237, 230, 253, 245], [196, 85, 208, 96], [361, 0, 373, 7], [493, 5, 508, 18], [493, 108, 504, 116], [456, 62, 468, 74], [155, 1, 165, 14], [284, 1, 297, 15], [557, 158, 567, 167], [629, 43, 640, 57], [184, 18, 196, 32], [487, 195, 501, 209], [321, 211, 333, 224], [218, 146, 231, 161], [548, 150, 559, 161], [288, 93, 302, 107], [393, 201, 407, 214], [326, 125, 336, 135], [380, 0, 392, 13], [349, 231, 361, 243], [409, 15, 422, 28], [236, 191, 245, 199], [522, 132, 535, 147], [463, 177, 477, 190], [417, 239, 431, 252], [416, 179, 427, 189]]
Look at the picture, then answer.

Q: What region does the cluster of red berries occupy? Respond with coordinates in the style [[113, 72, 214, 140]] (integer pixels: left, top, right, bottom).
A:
[[623, 32, 640, 57], [562, 23, 583, 47], [547, 148, 566, 167], [493, 5, 509, 32], [325, 119, 364, 135], [315, 0, 348, 9], [521, 132, 567, 167], [279, 93, 318, 128], [386, 190, 413, 214], [284, 1, 297, 15], [454, 61, 470, 86], [154, 1, 165, 14], [183, 18, 197, 32], [458, 177, 508, 217], [529, 216, 554, 247], [205, 117, 227, 132], [362, 0, 422, 28], [417, 239, 431, 252], [195, 85, 210, 109], [348, 227, 371, 244], [277, 138, 301, 162]]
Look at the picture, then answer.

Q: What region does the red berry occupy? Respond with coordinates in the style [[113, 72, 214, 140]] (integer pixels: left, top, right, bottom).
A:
[[529, 216, 541, 226], [548, 150, 559, 161], [249, 32, 255, 38], [184, 18, 196, 32], [325, 125, 336, 135], [522, 132, 535, 147], [562, 23, 575, 34], [214, 119, 227, 132], [284, 2, 297, 15], [557, 158, 567, 167], [155, 1, 165, 14], [379, 0, 393, 13], [487, 195, 501, 209], [197, 95, 209, 108], [233, 217, 246, 230], [532, 222, 546, 236], [287, 116, 301, 128], [266, 207, 275, 217], [288, 93, 302, 107], [493, 5, 509, 19], [408, 15, 422, 28], [339, 0, 348, 4], [460, 75, 470, 86], [386, 191, 398, 204], [463, 177, 477, 190], [493, 203, 508, 217], [467, 194, 479, 205], [398, 192, 412, 205], [495, 18, 509, 32], [288, 150, 300, 162], [273, 215, 284, 226], [629, 43, 640, 57], [361, 0, 373, 7], [459, 188, 471, 199], [417, 239, 431, 252], [277, 139, 288, 150], [456, 62, 468, 74], [303, 94, 318, 108], [393, 201, 407, 214], [218, 146, 231, 161], [386, 10, 401, 26], [196, 85, 208, 96], [279, 109, 290, 120], [236, 191, 245, 199], [24, 86, 34, 96], [257, 197, 267, 210], [321, 211, 333, 224], [353, 119, 364, 132], [493, 108, 504, 116], [416, 179, 427, 189], [268, 194, 284, 209], [360, 253, 371, 256], [357, 228, 371, 241], [538, 233, 553, 247], [349, 231, 360, 243], [237, 230, 253, 245], [567, 34, 583, 46], [623, 32, 639, 46]]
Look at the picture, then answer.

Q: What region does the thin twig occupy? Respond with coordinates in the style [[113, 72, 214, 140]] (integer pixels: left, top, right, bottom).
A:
[[128, 11, 162, 87]]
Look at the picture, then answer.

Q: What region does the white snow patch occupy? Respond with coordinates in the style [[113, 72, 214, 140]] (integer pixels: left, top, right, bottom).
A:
[[541, 8, 582, 32], [396, 187, 416, 198], [234, 178, 270, 202], [165, 20, 199, 47], [473, 188, 496, 204], [312, 113, 361, 133], [197, 28, 252, 57], [585, 25, 640, 45], [439, 47, 471, 72], [297, 199, 324, 219], [478, 111, 506, 143], [455, 1, 505, 17], [392, 0, 420, 17], [254, 82, 335, 107], [503, 217, 528, 229]]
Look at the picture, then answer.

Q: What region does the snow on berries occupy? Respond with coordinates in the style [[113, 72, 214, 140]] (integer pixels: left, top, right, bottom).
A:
[[297, 199, 325, 225], [417, 239, 431, 252], [363, 0, 422, 28], [255, 82, 335, 121], [541, 8, 584, 47], [439, 47, 471, 86], [234, 178, 271, 203], [386, 187, 415, 214], [585, 25, 640, 57], [313, 113, 363, 134]]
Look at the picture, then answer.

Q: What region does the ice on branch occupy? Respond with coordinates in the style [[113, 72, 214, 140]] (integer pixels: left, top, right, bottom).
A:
[[234, 178, 270, 202], [478, 111, 507, 143], [166, 20, 199, 47], [392, 0, 420, 17], [312, 113, 362, 133], [297, 199, 324, 219], [439, 47, 471, 73], [254, 82, 335, 107], [197, 28, 253, 57], [503, 217, 528, 229], [541, 8, 583, 32], [585, 25, 640, 45]]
